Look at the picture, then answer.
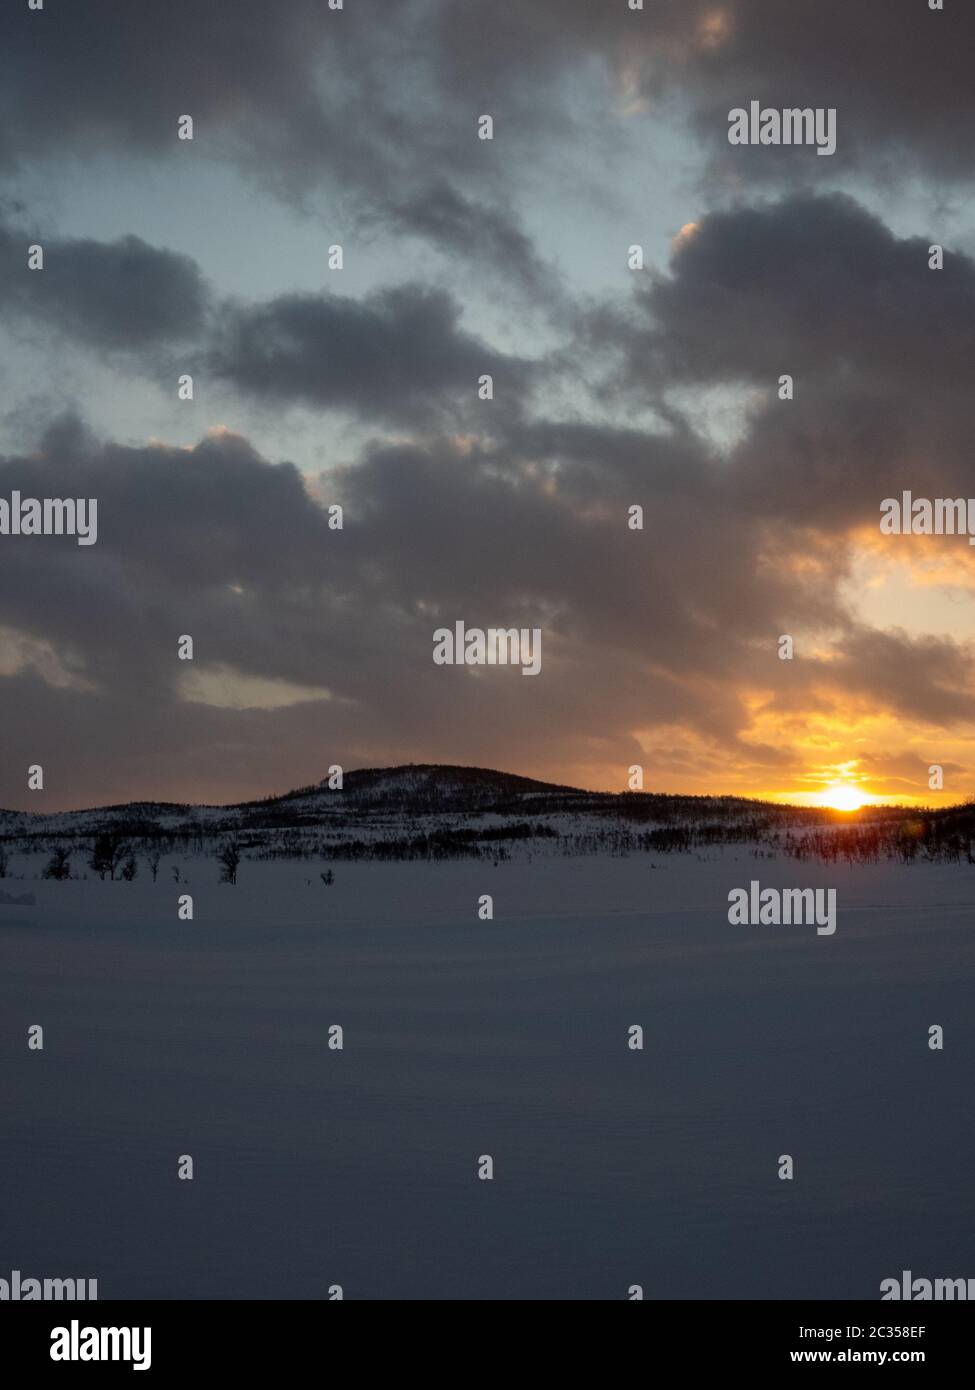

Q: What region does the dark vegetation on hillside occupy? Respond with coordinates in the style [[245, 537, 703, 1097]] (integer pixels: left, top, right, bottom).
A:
[[1, 766, 974, 867]]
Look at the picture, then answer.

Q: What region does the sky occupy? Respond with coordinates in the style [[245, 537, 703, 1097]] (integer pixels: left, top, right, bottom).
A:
[[2, 0, 975, 812]]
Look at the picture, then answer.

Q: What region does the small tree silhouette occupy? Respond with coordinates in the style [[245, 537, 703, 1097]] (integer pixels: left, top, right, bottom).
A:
[[43, 847, 72, 881], [90, 833, 130, 881], [144, 848, 162, 882], [217, 839, 241, 885]]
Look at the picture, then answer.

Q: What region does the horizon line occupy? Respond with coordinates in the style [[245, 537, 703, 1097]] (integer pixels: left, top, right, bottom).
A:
[[0, 760, 958, 819]]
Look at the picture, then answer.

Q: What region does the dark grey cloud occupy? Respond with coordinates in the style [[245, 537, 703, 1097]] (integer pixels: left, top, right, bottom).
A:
[[586, 192, 975, 534], [3, 1, 971, 310], [2, 3, 973, 806], [432, 0, 975, 184], [0, 417, 338, 692], [0, 0, 337, 168], [0, 219, 209, 351], [207, 283, 534, 426], [0, 205, 535, 429], [382, 180, 564, 308], [642, 194, 975, 390], [2, 411, 968, 811], [0, 1, 564, 302]]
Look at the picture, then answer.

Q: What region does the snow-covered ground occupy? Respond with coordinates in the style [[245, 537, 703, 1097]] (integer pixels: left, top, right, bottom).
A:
[[1, 849, 973, 1299]]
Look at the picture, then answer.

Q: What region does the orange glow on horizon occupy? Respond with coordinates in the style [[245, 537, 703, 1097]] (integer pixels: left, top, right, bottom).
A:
[[816, 783, 872, 812]]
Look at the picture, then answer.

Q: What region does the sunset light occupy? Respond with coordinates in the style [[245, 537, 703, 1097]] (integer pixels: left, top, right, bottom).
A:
[[819, 783, 871, 813], [4, 0, 975, 1331]]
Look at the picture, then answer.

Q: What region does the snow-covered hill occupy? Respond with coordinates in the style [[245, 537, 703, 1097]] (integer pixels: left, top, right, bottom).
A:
[[0, 763, 968, 866]]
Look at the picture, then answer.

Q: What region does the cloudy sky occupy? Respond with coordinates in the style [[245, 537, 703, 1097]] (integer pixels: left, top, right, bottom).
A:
[[2, 0, 975, 812]]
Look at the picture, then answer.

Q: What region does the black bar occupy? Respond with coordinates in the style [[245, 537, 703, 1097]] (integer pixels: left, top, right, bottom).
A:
[[2, 1299, 971, 1374]]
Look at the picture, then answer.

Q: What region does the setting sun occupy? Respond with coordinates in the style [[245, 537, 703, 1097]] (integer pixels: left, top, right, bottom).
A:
[[820, 784, 869, 812]]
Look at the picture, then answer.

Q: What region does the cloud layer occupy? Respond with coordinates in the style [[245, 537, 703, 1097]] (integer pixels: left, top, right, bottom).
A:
[[1, 3, 974, 808]]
